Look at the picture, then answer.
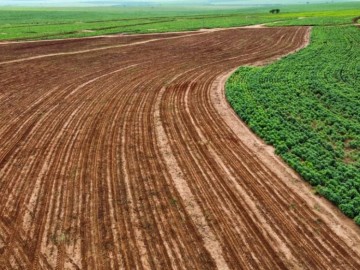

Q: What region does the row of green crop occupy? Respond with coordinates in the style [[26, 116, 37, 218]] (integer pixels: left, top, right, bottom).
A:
[[226, 26, 360, 224]]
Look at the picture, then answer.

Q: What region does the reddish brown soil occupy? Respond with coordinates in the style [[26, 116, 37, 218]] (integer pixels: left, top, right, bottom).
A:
[[1, 27, 360, 269]]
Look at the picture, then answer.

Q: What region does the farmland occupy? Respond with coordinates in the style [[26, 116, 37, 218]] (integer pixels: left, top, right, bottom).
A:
[[2, 25, 360, 268], [226, 25, 360, 224], [0, 2, 359, 40], [1, 2, 360, 269]]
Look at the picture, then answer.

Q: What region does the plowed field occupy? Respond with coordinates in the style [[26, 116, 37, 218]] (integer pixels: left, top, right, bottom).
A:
[[1, 27, 360, 269]]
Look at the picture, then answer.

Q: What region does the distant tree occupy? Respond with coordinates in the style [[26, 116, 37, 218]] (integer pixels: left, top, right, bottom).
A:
[[270, 9, 280, 14]]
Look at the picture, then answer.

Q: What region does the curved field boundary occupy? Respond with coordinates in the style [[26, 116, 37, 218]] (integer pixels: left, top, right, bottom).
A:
[[1, 27, 360, 269]]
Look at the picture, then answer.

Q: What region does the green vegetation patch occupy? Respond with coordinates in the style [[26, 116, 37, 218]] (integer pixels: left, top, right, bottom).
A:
[[226, 26, 360, 224]]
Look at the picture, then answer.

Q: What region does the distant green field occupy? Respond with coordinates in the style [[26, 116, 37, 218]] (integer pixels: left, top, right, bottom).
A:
[[0, 2, 359, 40], [226, 25, 360, 224]]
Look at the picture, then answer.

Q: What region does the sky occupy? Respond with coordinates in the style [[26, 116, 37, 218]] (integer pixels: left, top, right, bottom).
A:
[[0, 0, 358, 6]]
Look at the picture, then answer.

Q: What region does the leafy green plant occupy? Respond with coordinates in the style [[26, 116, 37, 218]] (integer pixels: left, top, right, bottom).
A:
[[226, 25, 360, 224]]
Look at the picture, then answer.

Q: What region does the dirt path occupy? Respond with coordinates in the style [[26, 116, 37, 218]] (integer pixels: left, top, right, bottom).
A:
[[1, 26, 360, 269]]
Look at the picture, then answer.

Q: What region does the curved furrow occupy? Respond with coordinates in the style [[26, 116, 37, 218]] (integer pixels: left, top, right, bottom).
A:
[[188, 73, 340, 268], [160, 70, 293, 268], [161, 84, 283, 269], [0, 63, 142, 267]]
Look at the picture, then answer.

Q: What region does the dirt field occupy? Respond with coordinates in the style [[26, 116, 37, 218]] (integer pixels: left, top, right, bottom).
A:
[[1, 27, 360, 269]]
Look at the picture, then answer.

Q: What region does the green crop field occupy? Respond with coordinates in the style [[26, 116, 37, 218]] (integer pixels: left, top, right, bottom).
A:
[[0, 2, 359, 40], [226, 25, 360, 224]]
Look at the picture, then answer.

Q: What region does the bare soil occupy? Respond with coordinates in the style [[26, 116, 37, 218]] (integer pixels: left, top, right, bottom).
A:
[[1, 26, 360, 269]]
